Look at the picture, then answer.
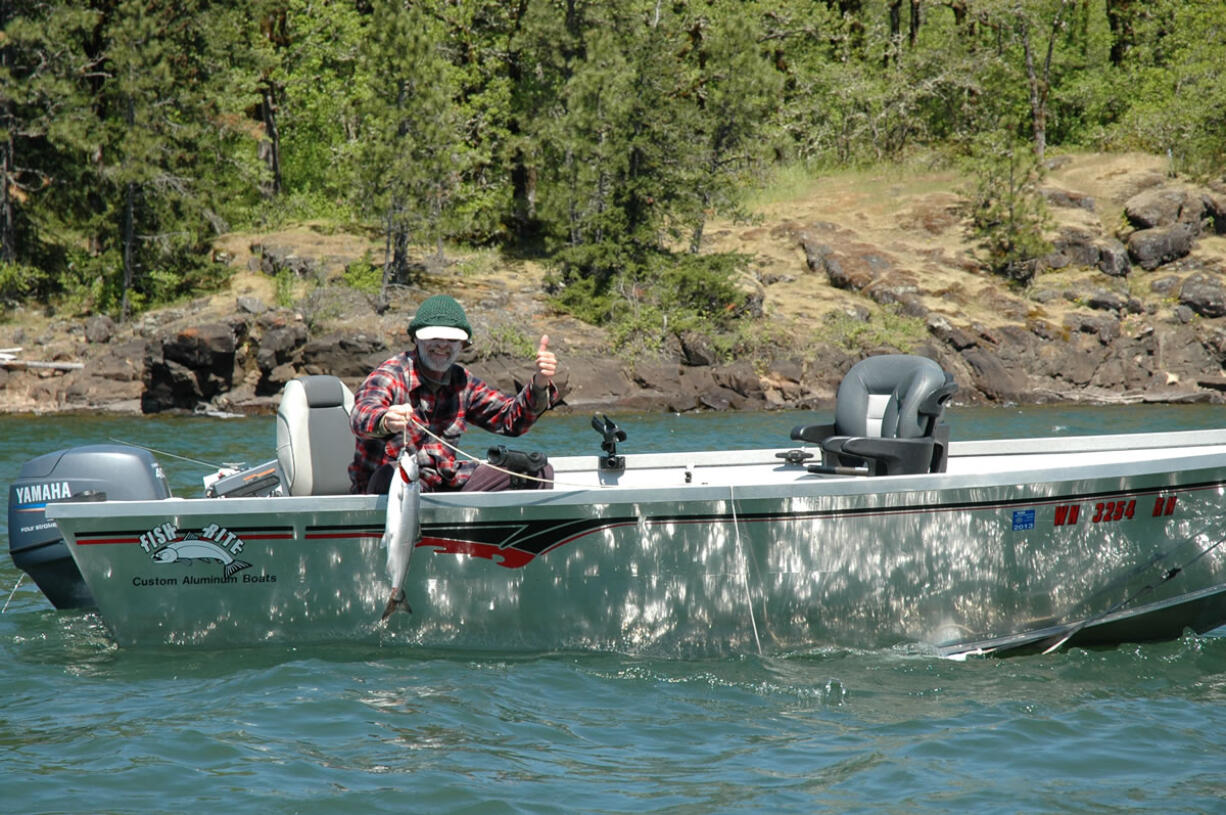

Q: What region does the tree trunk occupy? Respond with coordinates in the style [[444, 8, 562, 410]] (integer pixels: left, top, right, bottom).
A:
[[391, 224, 409, 285], [0, 135, 13, 265], [945, 1, 969, 32], [1105, 0, 1138, 66], [1021, 3, 1067, 162], [259, 81, 282, 197], [121, 95, 136, 322], [886, 0, 901, 66], [122, 180, 135, 322]]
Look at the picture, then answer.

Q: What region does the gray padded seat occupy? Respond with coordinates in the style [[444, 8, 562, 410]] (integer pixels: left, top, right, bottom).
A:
[[791, 355, 957, 476], [276, 375, 356, 496]]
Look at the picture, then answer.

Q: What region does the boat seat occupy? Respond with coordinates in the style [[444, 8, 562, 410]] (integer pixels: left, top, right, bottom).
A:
[[791, 354, 957, 476], [276, 375, 356, 496]]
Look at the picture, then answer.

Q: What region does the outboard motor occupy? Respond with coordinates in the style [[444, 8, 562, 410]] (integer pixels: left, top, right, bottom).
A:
[[8, 444, 171, 609]]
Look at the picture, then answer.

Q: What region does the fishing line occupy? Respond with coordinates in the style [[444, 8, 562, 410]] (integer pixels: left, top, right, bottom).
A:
[[405, 416, 595, 489], [2, 574, 25, 613], [1042, 532, 1226, 654], [107, 437, 223, 470], [730, 485, 763, 656]]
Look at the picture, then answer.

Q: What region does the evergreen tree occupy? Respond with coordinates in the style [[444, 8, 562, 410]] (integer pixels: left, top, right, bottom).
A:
[[95, 0, 260, 319], [526, 0, 709, 278], [352, 0, 466, 296], [678, 0, 783, 253], [964, 123, 1051, 284], [277, 0, 367, 207], [0, 2, 99, 295]]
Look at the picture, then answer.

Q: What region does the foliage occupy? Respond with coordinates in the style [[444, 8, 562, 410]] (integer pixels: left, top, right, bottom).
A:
[[0, 260, 49, 302], [274, 267, 294, 309], [550, 249, 751, 356], [477, 321, 537, 361], [341, 252, 381, 295], [0, 0, 1223, 329], [822, 304, 927, 353], [351, 0, 471, 291], [1108, 0, 1226, 178], [962, 127, 1052, 285]]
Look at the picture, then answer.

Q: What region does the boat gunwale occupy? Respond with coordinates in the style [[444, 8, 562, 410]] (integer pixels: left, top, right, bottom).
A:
[[44, 428, 1226, 522]]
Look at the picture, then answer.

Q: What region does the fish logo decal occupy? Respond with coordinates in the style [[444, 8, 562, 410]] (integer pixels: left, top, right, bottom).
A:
[[145, 525, 253, 578]]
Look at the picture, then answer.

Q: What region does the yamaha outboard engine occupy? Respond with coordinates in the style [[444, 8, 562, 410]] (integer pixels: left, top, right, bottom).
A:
[[8, 444, 171, 609]]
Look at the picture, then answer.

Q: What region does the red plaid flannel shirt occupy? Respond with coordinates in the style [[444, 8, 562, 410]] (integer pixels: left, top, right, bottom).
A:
[[348, 350, 555, 492]]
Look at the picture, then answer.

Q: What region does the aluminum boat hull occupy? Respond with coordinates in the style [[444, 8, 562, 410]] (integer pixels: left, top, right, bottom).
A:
[[46, 429, 1226, 653]]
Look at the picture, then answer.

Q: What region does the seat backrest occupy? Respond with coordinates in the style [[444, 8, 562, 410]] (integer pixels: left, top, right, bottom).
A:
[[834, 355, 954, 439], [276, 375, 355, 496]]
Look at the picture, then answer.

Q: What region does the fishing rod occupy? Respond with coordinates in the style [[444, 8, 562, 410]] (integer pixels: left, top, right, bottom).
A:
[[107, 437, 226, 471]]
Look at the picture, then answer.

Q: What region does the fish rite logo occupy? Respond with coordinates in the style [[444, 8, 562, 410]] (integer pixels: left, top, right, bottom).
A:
[[141, 522, 252, 578]]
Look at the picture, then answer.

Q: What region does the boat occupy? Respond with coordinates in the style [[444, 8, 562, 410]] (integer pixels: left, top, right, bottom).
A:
[[8, 354, 1226, 656]]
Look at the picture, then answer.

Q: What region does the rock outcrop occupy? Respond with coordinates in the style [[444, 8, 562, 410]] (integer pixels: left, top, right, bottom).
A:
[[3, 156, 1226, 416]]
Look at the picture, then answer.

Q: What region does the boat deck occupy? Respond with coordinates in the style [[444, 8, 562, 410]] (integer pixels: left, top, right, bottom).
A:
[[541, 427, 1226, 492]]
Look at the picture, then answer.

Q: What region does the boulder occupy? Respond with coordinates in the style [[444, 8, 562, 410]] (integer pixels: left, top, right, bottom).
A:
[[1204, 191, 1226, 234], [1085, 289, 1142, 315], [712, 360, 763, 400], [1064, 311, 1121, 344], [1179, 273, 1226, 319], [1127, 223, 1197, 271], [1096, 239, 1130, 277], [141, 323, 238, 412], [299, 332, 389, 378], [959, 348, 1031, 402], [255, 323, 309, 373], [1124, 187, 1204, 230], [84, 315, 115, 344], [1048, 228, 1102, 269], [142, 356, 205, 413], [679, 331, 715, 366], [1041, 187, 1096, 211], [257, 243, 319, 278]]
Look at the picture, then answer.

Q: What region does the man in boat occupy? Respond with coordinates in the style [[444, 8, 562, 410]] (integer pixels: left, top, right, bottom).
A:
[[349, 294, 559, 493]]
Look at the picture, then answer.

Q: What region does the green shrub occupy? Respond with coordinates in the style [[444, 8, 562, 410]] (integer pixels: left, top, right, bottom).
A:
[[0, 261, 50, 302], [548, 248, 751, 357], [822, 305, 926, 353], [962, 130, 1052, 285], [342, 251, 382, 294]]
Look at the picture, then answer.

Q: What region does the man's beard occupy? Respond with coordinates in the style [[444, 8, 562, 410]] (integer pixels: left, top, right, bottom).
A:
[[417, 341, 461, 374]]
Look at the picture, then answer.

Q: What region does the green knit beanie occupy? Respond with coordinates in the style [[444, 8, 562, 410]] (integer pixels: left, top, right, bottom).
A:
[[408, 295, 472, 341]]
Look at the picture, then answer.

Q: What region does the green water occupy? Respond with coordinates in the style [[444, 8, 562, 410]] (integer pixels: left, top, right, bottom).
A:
[[4, 404, 1226, 814]]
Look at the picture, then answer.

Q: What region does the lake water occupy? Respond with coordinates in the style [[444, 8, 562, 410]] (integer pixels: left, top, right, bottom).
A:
[[4, 403, 1226, 814]]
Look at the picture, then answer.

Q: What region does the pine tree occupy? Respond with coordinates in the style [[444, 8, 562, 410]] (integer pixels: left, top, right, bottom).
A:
[[95, 0, 261, 319], [277, 0, 367, 204], [679, 0, 783, 253], [0, 2, 99, 292], [353, 0, 467, 297]]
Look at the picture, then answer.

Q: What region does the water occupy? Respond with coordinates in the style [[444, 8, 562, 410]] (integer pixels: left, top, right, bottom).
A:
[[4, 403, 1226, 814]]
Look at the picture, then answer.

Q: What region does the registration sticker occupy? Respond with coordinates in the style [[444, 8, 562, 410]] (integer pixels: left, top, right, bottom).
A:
[[1012, 509, 1036, 531]]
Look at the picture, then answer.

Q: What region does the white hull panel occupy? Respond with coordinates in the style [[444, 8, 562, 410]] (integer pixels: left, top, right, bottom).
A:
[[47, 430, 1226, 652]]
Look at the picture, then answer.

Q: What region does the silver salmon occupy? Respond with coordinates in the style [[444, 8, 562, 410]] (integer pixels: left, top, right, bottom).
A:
[[380, 450, 420, 621]]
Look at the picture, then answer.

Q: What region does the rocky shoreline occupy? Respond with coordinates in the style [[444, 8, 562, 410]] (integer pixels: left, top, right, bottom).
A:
[[2, 153, 1225, 418]]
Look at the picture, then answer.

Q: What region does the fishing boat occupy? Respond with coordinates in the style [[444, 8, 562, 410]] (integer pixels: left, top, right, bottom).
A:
[[8, 354, 1226, 656]]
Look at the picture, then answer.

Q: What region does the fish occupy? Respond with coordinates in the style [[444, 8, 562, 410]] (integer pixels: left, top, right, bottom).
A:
[[152, 535, 252, 578], [380, 449, 421, 621]]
